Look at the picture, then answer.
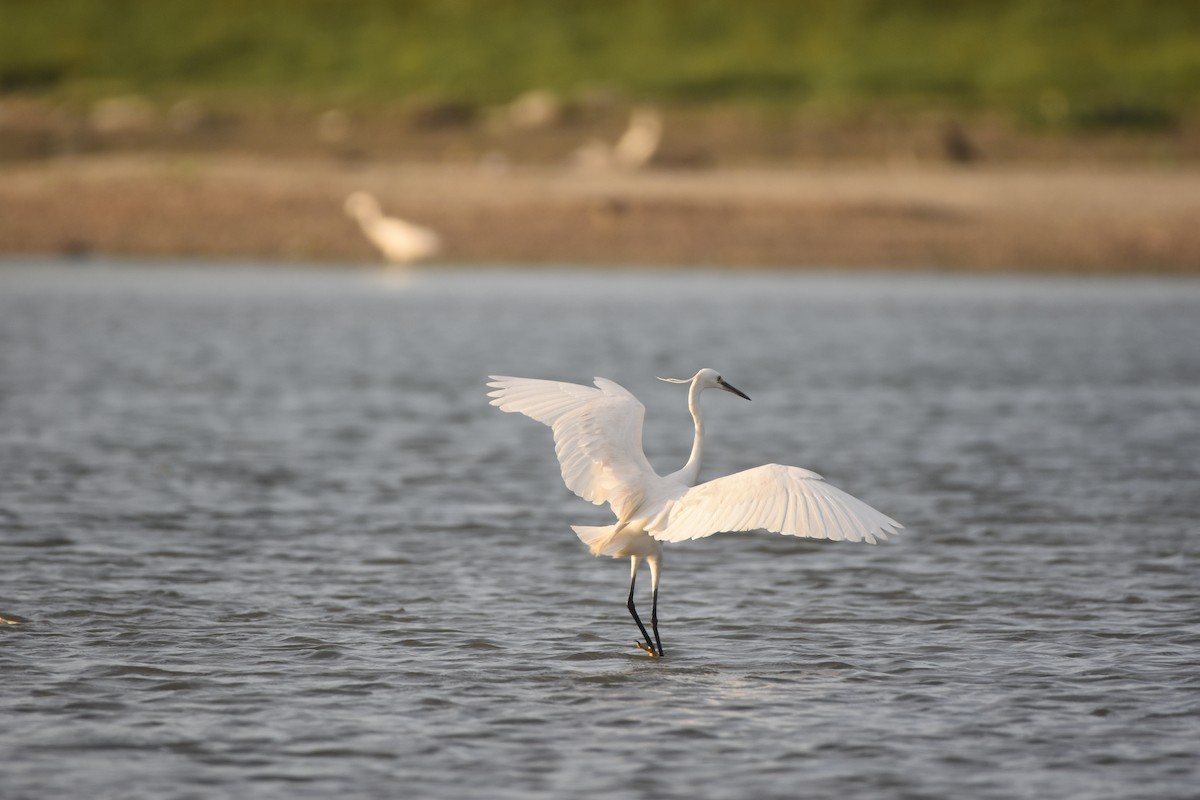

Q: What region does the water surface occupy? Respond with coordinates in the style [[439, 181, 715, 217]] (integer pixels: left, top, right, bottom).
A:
[[2, 262, 1198, 799]]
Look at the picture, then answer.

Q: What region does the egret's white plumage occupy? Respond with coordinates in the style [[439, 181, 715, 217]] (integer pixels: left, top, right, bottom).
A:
[[344, 191, 441, 265], [487, 368, 901, 656]]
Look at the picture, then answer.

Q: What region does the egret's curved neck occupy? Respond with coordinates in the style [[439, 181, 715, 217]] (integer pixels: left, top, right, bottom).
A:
[[676, 380, 705, 486]]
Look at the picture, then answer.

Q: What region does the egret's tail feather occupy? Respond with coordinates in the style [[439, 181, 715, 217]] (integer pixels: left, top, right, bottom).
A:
[[572, 524, 621, 557]]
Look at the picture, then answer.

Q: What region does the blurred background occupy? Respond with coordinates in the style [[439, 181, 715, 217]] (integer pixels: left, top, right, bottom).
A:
[[1, 0, 1199, 270]]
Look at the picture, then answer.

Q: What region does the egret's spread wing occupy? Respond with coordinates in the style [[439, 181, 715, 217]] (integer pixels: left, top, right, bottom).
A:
[[487, 376, 658, 514], [650, 464, 902, 544]]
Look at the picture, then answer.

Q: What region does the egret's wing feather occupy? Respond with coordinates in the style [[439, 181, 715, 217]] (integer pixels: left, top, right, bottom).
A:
[[650, 464, 901, 544], [486, 376, 658, 514]]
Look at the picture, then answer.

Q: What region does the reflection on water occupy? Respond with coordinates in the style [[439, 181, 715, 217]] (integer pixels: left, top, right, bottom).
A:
[[1, 261, 1198, 800]]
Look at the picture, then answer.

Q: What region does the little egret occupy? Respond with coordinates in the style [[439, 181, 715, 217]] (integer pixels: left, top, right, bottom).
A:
[[487, 369, 902, 657], [344, 191, 441, 265]]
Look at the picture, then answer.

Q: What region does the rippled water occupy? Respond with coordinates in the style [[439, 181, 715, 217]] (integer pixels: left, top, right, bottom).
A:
[[2, 261, 1198, 799]]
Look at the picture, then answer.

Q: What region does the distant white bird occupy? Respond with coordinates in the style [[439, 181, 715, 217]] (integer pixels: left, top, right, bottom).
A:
[[612, 107, 663, 171], [487, 369, 902, 657], [344, 191, 441, 264], [572, 107, 663, 173]]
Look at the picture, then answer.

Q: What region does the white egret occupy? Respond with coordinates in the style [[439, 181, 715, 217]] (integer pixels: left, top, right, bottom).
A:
[[487, 369, 902, 657], [344, 191, 441, 265]]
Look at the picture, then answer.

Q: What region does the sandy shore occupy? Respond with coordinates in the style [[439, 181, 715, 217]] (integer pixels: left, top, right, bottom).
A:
[[2, 154, 1199, 272]]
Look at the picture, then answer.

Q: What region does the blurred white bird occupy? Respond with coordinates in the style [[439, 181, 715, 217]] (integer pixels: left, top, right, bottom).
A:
[[613, 107, 663, 171], [487, 369, 902, 657], [572, 107, 663, 173], [344, 191, 441, 265]]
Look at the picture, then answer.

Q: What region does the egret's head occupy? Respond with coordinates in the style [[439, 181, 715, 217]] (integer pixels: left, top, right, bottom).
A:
[[657, 368, 751, 400]]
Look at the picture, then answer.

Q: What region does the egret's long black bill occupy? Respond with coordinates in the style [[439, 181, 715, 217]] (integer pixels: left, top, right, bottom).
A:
[[718, 378, 751, 401]]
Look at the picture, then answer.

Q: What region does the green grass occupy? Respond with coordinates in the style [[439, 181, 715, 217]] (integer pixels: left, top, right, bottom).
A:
[[3, 0, 1199, 129]]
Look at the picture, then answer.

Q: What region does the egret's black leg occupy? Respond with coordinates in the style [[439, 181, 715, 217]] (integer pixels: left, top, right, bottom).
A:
[[648, 554, 667, 662], [627, 569, 655, 654], [650, 585, 663, 657]]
